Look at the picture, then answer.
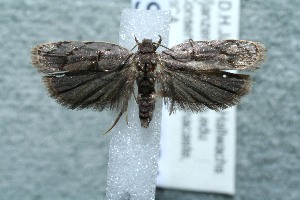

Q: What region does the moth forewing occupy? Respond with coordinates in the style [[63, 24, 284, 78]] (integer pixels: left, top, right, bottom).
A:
[[31, 41, 131, 73], [161, 40, 266, 71]]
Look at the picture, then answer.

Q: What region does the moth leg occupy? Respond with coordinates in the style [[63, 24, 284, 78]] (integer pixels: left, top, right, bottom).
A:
[[103, 111, 124, 135], [125, 115, 128, 125], [125, 110, 129, 125]]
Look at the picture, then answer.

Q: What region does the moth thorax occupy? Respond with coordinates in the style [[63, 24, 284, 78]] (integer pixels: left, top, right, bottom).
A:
[[138, 39, 156, 53]]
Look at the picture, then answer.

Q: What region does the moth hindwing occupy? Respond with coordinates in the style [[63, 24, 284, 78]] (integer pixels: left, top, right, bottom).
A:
[[31, 38, 266, 133]]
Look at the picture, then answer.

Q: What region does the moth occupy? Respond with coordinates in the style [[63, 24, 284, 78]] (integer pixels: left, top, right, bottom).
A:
[[31, 36, 266, 133]]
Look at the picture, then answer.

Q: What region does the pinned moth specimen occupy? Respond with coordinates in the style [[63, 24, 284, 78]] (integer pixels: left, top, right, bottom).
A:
[[31, 37, 266, 133]]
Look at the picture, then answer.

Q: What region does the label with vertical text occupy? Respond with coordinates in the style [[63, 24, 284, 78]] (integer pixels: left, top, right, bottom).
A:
[[131, 0, 240, 195]]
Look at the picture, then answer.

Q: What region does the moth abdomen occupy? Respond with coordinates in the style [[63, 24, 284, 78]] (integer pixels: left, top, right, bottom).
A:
[[137, 96, 155, 128]]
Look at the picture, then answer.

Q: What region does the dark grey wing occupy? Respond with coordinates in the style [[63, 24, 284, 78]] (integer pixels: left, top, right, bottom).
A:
[[157, 40, 266, 113], [156, 68, 251, 112], [161, 40, 266, 71], [31, 41, 135, 112], [31, 41, 132, 73]]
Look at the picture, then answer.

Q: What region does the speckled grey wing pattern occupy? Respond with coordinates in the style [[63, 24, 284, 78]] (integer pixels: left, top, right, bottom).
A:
[[158, 40, 266, 113], [31, 41, 135, 112]]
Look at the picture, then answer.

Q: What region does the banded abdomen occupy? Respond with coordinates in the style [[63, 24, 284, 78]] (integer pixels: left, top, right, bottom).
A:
[[136, 75, 156, 128]]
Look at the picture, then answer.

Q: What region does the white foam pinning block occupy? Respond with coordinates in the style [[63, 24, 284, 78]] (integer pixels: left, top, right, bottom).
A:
[[106, 8, 170, 200]]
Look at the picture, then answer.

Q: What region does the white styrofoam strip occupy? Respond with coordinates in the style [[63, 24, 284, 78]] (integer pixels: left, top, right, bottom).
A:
[[106, 8, 170, 200]]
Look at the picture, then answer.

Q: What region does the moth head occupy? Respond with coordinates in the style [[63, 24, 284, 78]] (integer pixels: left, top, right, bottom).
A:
[[138, 39, 157, 54]]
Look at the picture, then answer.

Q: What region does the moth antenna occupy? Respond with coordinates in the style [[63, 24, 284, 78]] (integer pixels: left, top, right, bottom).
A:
[[134, 35, 139, 44], [188, 39, 196, 57], [102, 111, 124, 135], [160, 50, 180, 62], [130, 44, 138, 52], [131, 35, 140, 51], [152, 43, 174, 52], [189, 39, 195, 46], [152, 35, 173, 51], [156, 35, 162, 47], [158, 35, 162, 42]]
